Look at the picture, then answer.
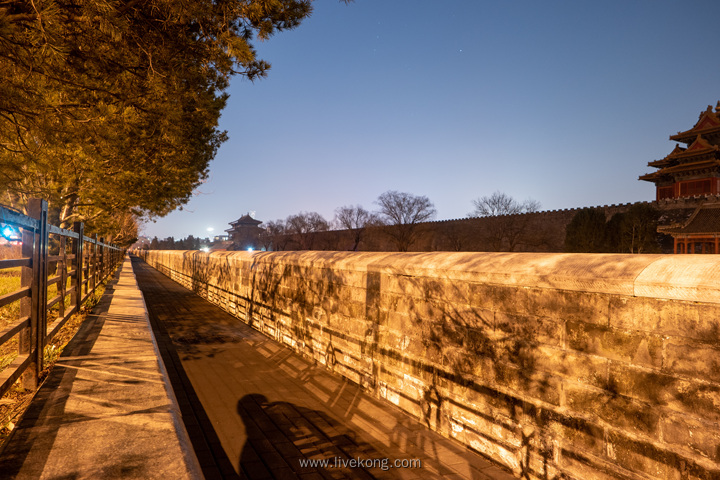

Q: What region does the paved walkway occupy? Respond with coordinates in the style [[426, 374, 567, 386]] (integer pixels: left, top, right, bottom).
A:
[[131, 256, 518, 480], [0, 256, 201, 479]]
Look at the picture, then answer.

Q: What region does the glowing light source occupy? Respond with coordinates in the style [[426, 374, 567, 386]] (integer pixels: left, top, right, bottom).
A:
[[1, 224, 21, 243], [247, 247, 254, 252]]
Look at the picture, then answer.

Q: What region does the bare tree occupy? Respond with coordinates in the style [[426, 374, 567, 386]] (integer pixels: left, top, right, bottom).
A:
[[260, 220, 288, 251], [468, 191, 541, 251], [375, 191, 436, 252], [285, 212, 329, 250], [470, 191, 540, 217], [334, 205, 381, 251]]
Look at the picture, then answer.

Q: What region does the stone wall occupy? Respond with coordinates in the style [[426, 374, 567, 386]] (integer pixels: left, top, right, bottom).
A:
[[135, 249, 720, 480]]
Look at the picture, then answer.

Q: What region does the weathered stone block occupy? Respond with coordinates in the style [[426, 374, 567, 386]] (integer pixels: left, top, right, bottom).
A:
[[608, 295, 665, 333], [421, 277, 471, 304], [528, 288, 610, 326], [552, 419, 605, 459], [564, 382, 660, 438], [607, 431, 684, 480], [436, 366, 521, 422], [533, 345, 608, 389], [606, 362, 686, 409], [662, 411, 720, 462], [404, 298, 444, 323], [492, 285, 530, 315], [337, 299, 365, 319], [378, 330, 426, 357], [492, 362, 563, 406], [525, 449, 563, 480], [664, 340, 720, 383], [444, 401, 522, 448], [467, 282, 495, 310], [381, 274, 426, 298], [658, 301, 720, 344], [559, 447, 639, 480], [566, 321, 663, 368], [450, 305, 494, 331], [495, 312, 564, 348]]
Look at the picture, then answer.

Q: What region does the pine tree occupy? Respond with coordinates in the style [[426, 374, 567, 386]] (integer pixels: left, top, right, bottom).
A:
[[0, 0, 322, 244]]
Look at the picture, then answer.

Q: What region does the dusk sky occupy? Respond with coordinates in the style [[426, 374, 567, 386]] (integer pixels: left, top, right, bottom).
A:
[[143, 0, 720, 240]]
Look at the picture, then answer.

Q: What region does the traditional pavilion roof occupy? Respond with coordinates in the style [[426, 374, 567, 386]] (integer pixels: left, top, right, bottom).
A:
[[640, 134, 720, 183], [229, 214, 262, 227], [647, 145, 686, 168], [678, 135, 719, 156], [669, 103, 720, 144], [639, 160, 720, 182], [225, 213, 263, 234], [660, 204, 720, 235], [659, 158, 720, 175]]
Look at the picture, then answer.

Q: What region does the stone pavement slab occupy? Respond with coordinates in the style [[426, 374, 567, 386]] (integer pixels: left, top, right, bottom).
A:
[[131, 256, 518, 480], [0, 256, 202, 480]]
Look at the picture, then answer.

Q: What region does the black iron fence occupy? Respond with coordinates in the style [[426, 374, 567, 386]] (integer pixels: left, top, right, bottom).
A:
[[0, 199, 124, 398]]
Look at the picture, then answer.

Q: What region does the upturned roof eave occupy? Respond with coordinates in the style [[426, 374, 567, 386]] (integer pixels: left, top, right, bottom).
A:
[[670, 126, 720, 143]]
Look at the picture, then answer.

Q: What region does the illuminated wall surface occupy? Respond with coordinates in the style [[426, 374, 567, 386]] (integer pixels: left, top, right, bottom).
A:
[[136, 250, 720, 480]]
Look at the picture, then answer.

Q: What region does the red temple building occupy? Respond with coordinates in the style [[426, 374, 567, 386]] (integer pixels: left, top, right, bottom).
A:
[[640, 102, 720, 200], [659, 203, 720, 254]]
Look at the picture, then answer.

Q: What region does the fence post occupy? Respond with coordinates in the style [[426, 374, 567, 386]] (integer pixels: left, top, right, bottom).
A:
[[58, 236, 66, 320], [72, 222, 84, 308], [91, 234, 98, 294], [19, 199, 48, 389], [99, 238, 105, 282], [19, 208, 35, 389]]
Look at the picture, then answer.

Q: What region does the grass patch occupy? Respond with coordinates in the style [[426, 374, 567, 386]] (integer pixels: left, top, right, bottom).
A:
[[0, 269, 21, 326]]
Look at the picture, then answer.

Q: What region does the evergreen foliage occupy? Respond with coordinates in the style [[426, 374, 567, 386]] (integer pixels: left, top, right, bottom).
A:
[[565, 205, 661, 253], [564, 208, 608, 253], [147, 235, 202, 250], [609, 204, 662, 253], [0, 0, 319, 245]]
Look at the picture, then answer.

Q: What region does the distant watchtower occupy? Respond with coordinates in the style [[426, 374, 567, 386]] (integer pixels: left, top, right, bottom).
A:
[[640, 102, 720, 200], [226, 213, 263, 250]]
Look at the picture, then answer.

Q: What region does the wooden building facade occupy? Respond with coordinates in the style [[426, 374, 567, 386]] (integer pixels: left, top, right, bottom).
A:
[[660, 204, 720, 254]]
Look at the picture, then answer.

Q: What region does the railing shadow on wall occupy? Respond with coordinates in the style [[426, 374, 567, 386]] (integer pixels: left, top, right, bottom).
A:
[[0, 199, 124, 398], [134, 249, 720, 480]]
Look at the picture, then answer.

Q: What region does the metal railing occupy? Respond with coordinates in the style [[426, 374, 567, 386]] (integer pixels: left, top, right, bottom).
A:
[[0, 199, 124, 397]]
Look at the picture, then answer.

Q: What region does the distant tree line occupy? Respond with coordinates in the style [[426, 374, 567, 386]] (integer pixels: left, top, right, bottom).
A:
[[141, 190, 555, 253], [144, 235, 204, 251], [256, 190, 437, 252], [143, 192, 671, 254]]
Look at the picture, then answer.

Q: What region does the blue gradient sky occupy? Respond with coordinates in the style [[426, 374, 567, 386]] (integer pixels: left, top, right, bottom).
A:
[[143, 0, 720, 239]]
